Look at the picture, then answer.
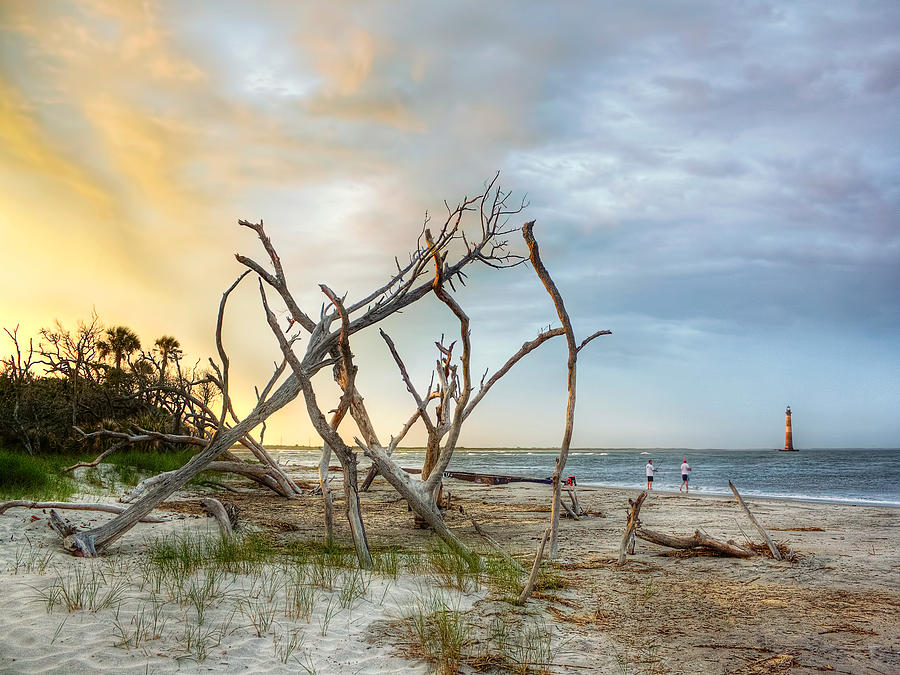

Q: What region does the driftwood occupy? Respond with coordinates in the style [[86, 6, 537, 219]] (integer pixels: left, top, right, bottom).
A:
[[523, 221, 577, 562], [50, 179, 602, 567], [0, 500, 164, 523], [618, 491, 647, 565], [200, 498, 235, 539], [444, 470, 551, 486], [560, 498, 581, 520], [729, 480, 782, 560], [64, 440, 128, 472], [521, 223, 612, 565], [565, 487, 582, 515], [635, 528, 754, 558], [517, 526, 551, 605]]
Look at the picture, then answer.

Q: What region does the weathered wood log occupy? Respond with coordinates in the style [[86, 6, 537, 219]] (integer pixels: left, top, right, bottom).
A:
[[49, 510, 96, 556], [239, 435, 302, 497], [618, 491, 647, 565], [200, 498, 234, 539], [635, 528, 754, 557], [729, 480, 782, 560], [565, 487, 582, 515], [517, 526, 551, 605], [560, 497, 581, 520], [0, 500, 164, 522], [471, 518, 525, 573]]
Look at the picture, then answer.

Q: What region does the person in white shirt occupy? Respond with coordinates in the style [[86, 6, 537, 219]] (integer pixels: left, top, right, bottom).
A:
[[646, 460, 658, 490], [680, 458, 691, 493]]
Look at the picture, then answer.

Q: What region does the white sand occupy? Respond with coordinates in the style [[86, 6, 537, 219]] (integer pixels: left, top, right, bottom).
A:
[[0, 504, 476, 674]]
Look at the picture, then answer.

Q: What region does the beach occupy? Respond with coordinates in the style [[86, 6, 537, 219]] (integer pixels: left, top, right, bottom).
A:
[[1, 471, 897, 674]]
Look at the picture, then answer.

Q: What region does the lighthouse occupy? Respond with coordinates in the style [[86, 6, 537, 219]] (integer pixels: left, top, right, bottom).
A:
[[783, 405, 796, 451]]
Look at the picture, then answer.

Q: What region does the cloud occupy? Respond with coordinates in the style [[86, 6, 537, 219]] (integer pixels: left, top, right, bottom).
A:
[[1, 0, 898, 446]]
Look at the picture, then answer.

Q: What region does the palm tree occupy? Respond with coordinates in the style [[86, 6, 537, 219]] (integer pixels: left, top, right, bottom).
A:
[[153, 335, 181, 381], [96, 326, 141, 371]]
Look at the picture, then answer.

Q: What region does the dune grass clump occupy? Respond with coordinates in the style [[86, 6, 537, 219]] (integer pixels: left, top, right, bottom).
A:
[[283, 577, 317, 622], [478, 613, 554, 674], [0, 449, 76, 501], [410, 591, 472, 675], [12, 543, 55, 575], [37, 564, 129, 613], [112, 597, 168, 649], [337, 567, 371, 609], [371, 546, 402, 579]]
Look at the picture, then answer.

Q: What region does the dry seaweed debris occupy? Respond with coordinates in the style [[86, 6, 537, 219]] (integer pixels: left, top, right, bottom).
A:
[[743, 540, 796, 560]]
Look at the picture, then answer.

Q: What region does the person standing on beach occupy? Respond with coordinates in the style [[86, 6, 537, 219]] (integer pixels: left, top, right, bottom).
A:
[[646, 459, 658, 490], [680, 458, 691, 493]]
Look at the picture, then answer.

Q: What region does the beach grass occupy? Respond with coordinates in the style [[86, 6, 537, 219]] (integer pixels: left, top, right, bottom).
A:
[[20, 523, 552, 670], [410, 591, 470, 675]]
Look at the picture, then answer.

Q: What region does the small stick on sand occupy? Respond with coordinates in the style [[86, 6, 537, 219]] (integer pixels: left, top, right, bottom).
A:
[[729, 480, 782, 560]]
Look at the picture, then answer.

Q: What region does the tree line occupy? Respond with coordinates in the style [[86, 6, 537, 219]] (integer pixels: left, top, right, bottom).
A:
[[0, 315, 217, 454]]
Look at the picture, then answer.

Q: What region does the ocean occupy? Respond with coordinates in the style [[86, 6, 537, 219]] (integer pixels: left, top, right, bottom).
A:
[[272, 447, 900, 507]]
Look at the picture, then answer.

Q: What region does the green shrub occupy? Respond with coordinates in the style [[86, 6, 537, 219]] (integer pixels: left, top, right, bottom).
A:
[[0, 449, 76, 501]]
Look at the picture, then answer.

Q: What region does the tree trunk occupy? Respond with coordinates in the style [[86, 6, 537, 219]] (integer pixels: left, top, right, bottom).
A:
[[522, 221, 579, 559], [319, 443, 335, 544], [120, 460, 291, 503], [517, 527, 550, 605], [340, 453, 371, 566], [240, 436, 302, 496], [360, 440, 475, 564], [618, 491, 647, 566], [199, 498, 234, 539]]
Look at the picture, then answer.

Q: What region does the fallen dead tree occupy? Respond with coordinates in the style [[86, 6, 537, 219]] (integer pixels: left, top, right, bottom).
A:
[[635, 528, 754, 558], [119, 460, 291, 503], [617, 483, 792, 561], [47, 177, 607, 574]]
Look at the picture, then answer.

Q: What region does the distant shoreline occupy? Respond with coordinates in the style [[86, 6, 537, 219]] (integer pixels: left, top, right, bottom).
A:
[[251, 445, 900, 452], [574, 484, 900, 509]]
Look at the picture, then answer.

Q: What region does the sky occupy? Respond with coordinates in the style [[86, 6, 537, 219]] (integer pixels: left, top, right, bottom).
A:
[[1, 1, 898, 449]]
